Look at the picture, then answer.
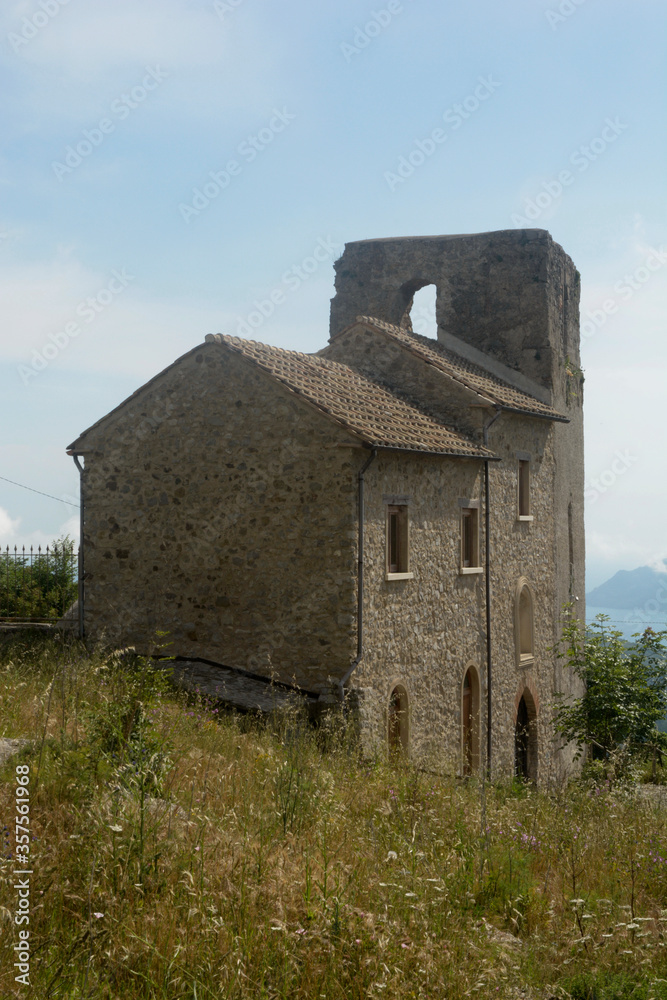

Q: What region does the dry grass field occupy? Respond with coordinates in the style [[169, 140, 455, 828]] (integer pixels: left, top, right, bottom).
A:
[[2, 632, 667, 999]]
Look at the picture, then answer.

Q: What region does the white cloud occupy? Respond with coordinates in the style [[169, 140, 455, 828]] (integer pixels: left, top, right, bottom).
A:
[[0, 251, 235, 384], [0, 238, 343, 385], [646, 555, 667, 575], [586, 530, 665, 570], [0, 506, 21, 545], [2, 0, 279, 123], [4, 0, 224, 72], [0, 508, 78, 553], [58, 513, 79, 543]]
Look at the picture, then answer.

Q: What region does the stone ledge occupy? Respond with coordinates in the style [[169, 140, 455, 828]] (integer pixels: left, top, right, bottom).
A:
[[165, 658, 319, 714]]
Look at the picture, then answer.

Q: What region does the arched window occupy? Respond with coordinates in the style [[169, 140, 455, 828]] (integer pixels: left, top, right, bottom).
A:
[[461, 666, 480, 775], [515, 579, 534, 665], [388, 684, 409, 753], [514, 689, 538, 781], [409, 284, 438, 339]]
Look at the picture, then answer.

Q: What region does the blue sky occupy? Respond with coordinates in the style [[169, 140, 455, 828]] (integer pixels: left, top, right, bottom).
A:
[[0, 0, 665, 592]]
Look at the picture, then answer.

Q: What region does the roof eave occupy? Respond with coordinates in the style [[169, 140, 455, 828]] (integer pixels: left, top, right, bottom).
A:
[[364, 443, 499, 461], [349, 317, 567, 422], [499, 405, 569, 423]]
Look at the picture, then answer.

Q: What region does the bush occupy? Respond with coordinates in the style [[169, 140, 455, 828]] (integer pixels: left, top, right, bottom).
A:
[[0, 535, 78, 620], [555, 611, 667, 772]]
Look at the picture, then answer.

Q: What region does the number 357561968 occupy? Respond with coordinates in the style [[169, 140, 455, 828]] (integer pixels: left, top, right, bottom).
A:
[[15, 765, 30, 857]]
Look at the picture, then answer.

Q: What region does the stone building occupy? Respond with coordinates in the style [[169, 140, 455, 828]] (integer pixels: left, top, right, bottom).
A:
[[67, 229, 585, 782]]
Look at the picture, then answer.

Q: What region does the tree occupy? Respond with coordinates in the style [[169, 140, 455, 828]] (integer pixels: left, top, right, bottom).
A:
[[555, 612, 667, 766], [0, 536, 78, 620]]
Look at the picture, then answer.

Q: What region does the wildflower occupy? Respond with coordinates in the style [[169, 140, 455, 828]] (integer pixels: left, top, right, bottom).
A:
[[109, 824, 123, 833], [93, 912, 104, 919], [386, 851, 398, 861]]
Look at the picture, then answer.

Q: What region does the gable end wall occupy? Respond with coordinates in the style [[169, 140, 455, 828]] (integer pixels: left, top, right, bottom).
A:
[[78, 344, 360, 691]]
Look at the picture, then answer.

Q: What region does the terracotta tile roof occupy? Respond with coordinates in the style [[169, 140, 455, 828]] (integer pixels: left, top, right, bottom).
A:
[[350, 316, 568, 422], [209, 334, 494, 459]]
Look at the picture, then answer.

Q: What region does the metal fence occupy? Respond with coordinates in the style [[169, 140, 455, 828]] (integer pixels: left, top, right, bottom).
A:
[[0, 544, 79, 624]]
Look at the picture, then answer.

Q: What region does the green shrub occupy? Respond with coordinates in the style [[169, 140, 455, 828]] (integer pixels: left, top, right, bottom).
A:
[[556, 611, 667, 772], [0, 535, 78, 620]]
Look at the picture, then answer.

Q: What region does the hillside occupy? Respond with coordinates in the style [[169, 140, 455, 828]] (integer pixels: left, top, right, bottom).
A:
[[2, 633, 667, 998], [587, 561, 667, 609]]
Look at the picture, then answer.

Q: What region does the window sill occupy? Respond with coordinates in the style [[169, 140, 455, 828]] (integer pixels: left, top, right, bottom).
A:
[[519, 654, 535, 666], [459, 566, 483, 575], [517, 515, 534, 522], [385, 571, 414, 581]]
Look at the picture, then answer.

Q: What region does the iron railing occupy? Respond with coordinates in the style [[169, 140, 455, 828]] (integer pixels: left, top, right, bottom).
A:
[[0, 544, 79, 624]]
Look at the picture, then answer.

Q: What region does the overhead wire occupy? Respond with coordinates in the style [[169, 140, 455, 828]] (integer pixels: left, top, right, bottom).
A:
[[0, 474, 79, 507]]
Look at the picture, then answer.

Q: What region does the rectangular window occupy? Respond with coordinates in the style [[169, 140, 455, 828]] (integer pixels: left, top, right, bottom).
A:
[[460, 507, 480, 571], [386, 504, 411, 579], [518, 459, 531, 518]]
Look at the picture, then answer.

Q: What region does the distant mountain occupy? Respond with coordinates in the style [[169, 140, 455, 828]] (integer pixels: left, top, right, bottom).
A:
[[587, 562, 667, 610]]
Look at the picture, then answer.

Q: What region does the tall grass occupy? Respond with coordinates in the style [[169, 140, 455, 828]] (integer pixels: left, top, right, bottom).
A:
[[2, 633, 667, 999]]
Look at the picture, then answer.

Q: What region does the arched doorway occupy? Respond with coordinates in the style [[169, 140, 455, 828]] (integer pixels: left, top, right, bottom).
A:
[[388, 685, 409, 753], [514, 690, 537, 781], [461, 666, 480, 775]]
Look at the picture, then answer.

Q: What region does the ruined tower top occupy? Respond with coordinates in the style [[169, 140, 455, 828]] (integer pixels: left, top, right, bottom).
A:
[[329, 229, 581, 403]]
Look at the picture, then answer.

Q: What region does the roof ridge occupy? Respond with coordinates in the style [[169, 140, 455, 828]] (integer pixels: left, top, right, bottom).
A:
[[348, 316, 567, 422], [209, 332, 495, 459]]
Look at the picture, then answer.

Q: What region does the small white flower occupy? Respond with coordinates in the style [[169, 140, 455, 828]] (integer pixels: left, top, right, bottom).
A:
[[109, 824, 123, 833], [93, 912, 104, 919], [386, 851, 398, 861]]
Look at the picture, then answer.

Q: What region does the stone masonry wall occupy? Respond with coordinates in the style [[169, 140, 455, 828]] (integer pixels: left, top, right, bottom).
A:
[[330, 230, 558, 388], [330, 229, 585, 780], [322, 324, 485, 442], [351, 413, 562, 783], [77, 343, 361, 692]]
